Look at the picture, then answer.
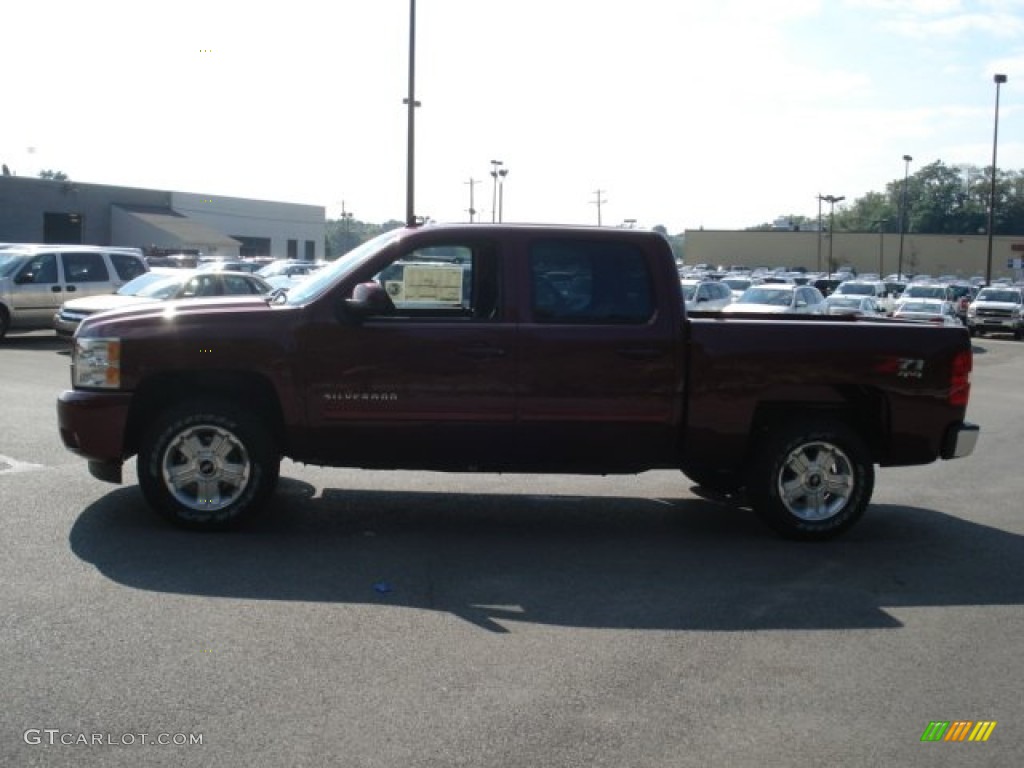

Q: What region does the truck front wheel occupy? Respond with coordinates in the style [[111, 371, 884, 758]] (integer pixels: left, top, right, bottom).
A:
[[747, 419, 874, 541], [138, 400, 280, 530]]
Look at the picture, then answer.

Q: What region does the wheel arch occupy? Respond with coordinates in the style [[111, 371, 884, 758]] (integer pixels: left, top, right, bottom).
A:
[[125, 371, 286, 457], [748, 385, 889, 464]]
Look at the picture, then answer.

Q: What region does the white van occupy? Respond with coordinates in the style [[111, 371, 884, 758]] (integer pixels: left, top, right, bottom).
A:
[[0, 244, 148, 338]]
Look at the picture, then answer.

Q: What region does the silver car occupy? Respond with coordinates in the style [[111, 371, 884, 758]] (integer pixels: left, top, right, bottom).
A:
[[721, 284, 826, 315], [53, 270, 272, 336], [1, 245, 148, 338], [680, 279, 733, 311]]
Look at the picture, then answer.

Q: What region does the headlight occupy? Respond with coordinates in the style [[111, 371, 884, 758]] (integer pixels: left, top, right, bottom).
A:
[[73, 337, 121, 389]]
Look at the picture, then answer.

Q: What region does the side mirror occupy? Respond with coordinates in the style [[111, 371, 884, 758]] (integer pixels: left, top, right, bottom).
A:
[[344, 281, 395, 318]]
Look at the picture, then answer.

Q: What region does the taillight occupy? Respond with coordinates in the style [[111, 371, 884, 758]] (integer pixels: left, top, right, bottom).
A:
[[949, 349, 972, 407]]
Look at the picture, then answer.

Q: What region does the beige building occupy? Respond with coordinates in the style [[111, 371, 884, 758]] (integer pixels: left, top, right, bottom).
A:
[[683, 230, 1024, 280]]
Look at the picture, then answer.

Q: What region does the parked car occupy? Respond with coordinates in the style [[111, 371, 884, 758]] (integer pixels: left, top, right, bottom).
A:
[[892, 299, 962, 327], [1, 244, 149, 338], [945, 283, 976, 322], [196, 259, 264, 274], [823, 295, 887, 317], [965, 286, 1024, 339], [900, 283, 951, 301], [680, 279, 733, 311], [257, 260, 320, 280], [721, 284, 826, 315], [720, 276, 757, 300], [53, 270, 272, 336]]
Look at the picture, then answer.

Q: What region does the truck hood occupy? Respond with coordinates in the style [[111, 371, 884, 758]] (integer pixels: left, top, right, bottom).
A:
[[79, 296, 276, 336]]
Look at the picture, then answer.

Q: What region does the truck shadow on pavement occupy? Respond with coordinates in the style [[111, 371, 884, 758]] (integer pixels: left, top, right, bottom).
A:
[[69, 481, 1024, 634]]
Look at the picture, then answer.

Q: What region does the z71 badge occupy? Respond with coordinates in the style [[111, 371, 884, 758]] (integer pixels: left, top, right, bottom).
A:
[[897, 358, 925, 378], [874, 356, 925, 378]]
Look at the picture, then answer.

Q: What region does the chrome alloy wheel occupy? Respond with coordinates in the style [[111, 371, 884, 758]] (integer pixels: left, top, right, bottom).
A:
[[160, 424, 251, 513], [776, 440, 855, 522]]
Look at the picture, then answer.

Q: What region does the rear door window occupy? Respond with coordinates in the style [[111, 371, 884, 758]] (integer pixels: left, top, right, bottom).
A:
[[529, 240, 654, 324], [61, 252, 109, 282]]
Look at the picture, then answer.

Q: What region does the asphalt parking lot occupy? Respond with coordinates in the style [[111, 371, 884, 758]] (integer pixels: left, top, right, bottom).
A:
[[2, 330, 1023, 767]]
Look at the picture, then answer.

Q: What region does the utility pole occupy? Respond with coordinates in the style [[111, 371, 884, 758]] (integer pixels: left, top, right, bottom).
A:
[[464, 177, 479, 222], [592, 189, 607, 226]]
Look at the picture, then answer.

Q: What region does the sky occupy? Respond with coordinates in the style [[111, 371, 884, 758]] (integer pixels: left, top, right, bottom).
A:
[[3, 0, 1024, 233]]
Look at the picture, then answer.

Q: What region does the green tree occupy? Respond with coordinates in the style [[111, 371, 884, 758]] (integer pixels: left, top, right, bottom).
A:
[[824, 160, 1024, 237]]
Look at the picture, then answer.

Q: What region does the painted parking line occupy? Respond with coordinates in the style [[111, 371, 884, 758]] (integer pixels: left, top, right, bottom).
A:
[[0, 454, 46, 475]]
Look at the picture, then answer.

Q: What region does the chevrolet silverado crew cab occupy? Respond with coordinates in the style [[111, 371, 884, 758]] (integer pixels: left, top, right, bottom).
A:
[[57, 224, 979, 540]]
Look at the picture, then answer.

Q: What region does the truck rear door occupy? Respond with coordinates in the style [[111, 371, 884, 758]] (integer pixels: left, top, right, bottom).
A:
[[515, 235, 681, 469]]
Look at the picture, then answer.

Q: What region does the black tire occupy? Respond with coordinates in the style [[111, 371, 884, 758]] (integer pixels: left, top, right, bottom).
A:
[[746, 419, 874, 541], [137, 399, 280, 530], [0, 306, 9, 339]]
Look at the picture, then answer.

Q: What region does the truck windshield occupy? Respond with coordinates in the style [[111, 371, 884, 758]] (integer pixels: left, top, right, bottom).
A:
[[282, 229, 404, 305]]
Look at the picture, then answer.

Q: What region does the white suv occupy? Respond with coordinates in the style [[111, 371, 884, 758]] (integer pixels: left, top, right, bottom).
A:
[[0, 245, 148, 338], [966, 287, 1024, 340]]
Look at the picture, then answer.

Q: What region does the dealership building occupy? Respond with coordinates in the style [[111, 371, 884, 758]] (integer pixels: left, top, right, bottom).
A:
[[0, 176, 325, 261]]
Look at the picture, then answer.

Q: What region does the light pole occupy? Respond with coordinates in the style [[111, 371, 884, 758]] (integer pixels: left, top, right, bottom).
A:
[[497, 167, 508, 222], [897, 154, 912, 280], [985, 74, 1008, 286], [592, 189, 607, 226], [403, 0, 420, 226], [340, 200, 354, 256], [820, 194, 844, 277], [873, 219, 886, 277], [464, 177, 478, 222], [489, 160, 503, 222], [816, 194, 824, 273]]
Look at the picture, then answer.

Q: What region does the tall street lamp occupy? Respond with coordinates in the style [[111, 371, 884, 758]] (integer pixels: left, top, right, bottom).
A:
[[872, 219, 886, 277], [489, 160, 503, 223], [816, 194, 824, 273], [497, 167, 509, 222], [464, 177, 478, 222], [985, 74, 1008, 286], [403, 0, 420, 226], [897, 154, 912, 280], [821, 194, 844, 277]]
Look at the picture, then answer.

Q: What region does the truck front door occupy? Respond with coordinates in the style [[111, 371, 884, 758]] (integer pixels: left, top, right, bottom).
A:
[[298, 239, 516, 468]]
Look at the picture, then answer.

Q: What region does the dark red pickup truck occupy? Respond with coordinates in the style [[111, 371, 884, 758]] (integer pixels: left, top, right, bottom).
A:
[[57, 224, 979, 540]]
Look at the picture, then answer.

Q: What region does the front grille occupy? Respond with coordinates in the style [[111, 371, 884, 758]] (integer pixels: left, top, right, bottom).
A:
[[976, 308, 1013, 318]]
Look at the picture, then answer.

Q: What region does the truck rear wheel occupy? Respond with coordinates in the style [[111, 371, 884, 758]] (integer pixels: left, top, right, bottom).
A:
[[746, 419, 873, 541], [138, 400, 280, 530]]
